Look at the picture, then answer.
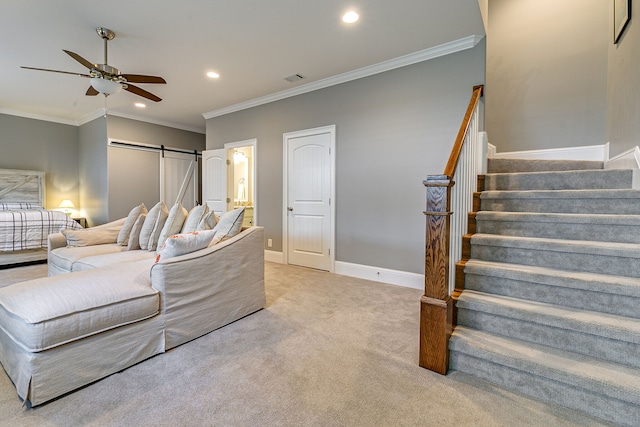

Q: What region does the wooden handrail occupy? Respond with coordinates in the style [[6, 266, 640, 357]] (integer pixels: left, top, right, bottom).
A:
[[420, 84, 484, 375], [443, 85, 484, 177]]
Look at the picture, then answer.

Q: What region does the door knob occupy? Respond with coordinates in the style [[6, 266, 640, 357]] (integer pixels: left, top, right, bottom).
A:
[[287, 207, 293, 211]]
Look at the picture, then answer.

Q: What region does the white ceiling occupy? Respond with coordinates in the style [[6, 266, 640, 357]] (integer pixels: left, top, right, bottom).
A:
[[0, 1, 485, 134]]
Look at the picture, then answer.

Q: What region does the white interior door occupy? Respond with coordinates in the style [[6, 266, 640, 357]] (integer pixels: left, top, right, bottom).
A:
[[160, 151, 198, 211], [202, 149, 227, 216], [284, 126, 335, 271]]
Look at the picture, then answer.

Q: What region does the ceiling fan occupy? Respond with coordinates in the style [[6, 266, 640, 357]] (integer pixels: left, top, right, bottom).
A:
[[21, 27, 166, 102]]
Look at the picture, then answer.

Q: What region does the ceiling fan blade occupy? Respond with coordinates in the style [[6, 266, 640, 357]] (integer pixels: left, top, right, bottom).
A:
[[63, 49, 96, 70], [86, 86, 99, 96], [125, 84, 162, 102], [20, 66, 91, 77], [121, 74, 166, 84]]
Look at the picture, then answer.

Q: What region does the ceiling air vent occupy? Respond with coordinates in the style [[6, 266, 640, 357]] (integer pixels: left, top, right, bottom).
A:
[[284, 73, 305, 83]]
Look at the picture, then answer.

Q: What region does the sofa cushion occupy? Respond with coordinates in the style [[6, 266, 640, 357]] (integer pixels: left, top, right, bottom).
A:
[[72, 250, 157, 271], [49, 244, 124, 273], [117, 203, 147, 246], [127, 213, 146, 251], [0, 260, 159, 352], [197, 210, 218, 230], [155, 230, 216, 263], [61, 227, 121, 247], [139, 201, 169, 251], [213, 207, 245, 241], [157, 202, 188, 249], [182, 204, 208, 233]]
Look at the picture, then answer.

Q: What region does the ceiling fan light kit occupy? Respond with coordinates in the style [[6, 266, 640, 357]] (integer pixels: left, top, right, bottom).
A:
[[21, 27, 166, 102], [90, 77, 123, 95]]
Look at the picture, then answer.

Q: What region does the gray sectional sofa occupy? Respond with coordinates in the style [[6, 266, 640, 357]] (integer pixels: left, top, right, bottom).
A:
[[0, 208, 265, 406]]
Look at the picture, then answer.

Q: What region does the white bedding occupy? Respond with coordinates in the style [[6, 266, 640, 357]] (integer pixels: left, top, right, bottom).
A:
[[0, 207, 81, 252]]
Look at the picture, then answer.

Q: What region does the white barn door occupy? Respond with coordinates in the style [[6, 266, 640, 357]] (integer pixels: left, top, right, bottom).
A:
[[202, 149, 227, 216], [160, 151, 198, 211], [284, 126, 335, 272]]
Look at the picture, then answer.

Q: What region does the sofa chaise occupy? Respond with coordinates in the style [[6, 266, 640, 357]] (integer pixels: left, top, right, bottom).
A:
[[0, 203, 265, 406]]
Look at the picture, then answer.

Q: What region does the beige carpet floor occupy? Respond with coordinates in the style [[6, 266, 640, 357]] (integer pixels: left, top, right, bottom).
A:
[[0, 262, 607, 426]]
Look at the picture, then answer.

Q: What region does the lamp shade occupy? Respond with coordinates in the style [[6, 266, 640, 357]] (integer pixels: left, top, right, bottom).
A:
[[90, 77, 123, 95], [59, 200, 75, 209]]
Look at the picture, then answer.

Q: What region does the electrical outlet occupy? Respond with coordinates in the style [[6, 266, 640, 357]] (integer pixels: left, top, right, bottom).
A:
[[267, 238, 273, 247]]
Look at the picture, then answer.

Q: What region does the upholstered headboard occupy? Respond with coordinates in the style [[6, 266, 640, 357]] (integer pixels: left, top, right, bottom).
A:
[[0, 169, 45, 206]]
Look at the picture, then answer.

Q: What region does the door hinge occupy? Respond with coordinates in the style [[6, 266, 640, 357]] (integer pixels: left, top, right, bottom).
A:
[[226, 159, 231, 165], [328, 249, 331, 255]]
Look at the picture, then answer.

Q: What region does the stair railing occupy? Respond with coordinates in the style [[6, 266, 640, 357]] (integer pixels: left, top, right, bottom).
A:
[[420, 85, 484, 374]]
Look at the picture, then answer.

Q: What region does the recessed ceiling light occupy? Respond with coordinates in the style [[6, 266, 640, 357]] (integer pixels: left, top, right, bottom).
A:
[[207, 71, 220, 79], [342, 11, 359, 24], [134, 102, 146, 108]]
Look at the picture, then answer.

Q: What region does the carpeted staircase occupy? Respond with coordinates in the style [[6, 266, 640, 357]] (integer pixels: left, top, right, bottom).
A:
[[449, 158, 640, 427]]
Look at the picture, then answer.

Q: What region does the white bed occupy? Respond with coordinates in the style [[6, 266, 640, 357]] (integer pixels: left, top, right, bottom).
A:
[[0, 169, 81, 267]]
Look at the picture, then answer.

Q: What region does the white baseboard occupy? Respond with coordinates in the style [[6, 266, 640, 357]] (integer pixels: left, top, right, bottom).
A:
[[492, 144, 607, 161], [334, 261, 424, 290], [264, 250, 284, 264], [605, 146, 640, 170], [487, 142, 497, 158], [263, 251, 423, 290]]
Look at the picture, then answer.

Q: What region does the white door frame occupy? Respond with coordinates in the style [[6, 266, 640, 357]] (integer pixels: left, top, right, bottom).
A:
[[225, 139, 258, 225], [282, 125, 336, 272]]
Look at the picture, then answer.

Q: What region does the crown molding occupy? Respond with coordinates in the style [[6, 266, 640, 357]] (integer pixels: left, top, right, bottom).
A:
[[203, 35, 484, 119], [106, 111, 205, 134], [0, 107, 205, 134], [78, 109, 107, 125], [0, 108, 79, 126]]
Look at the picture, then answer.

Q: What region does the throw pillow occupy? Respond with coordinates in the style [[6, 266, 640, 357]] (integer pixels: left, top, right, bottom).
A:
[[139, 201, 169, 251], [126, 213, 146, 251], [155, 230, 216, 263], [212, 207, 245, 242], [157, 202, 188, 249], [182, 204, 209, 233], [197, 210, 218, 231], [62, 227, 121, 247], [117, 203, 147, 246]]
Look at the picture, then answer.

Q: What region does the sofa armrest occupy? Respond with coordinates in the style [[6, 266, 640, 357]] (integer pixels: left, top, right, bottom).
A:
[[150, 226, 266, 349], [92, 217, 126, 229], [48, 233, 68, 252]]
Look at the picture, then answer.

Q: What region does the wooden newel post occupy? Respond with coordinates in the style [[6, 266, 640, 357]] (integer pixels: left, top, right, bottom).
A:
[[420, 174, 454, 374]]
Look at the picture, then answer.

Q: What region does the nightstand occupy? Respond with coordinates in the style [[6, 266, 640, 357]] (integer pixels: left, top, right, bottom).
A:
[[72, 217, 87, 228]]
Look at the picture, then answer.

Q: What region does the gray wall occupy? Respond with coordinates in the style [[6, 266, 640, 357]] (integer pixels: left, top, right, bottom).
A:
[[106, 116, 205, 220], [0, 114, 79, 208], [485, 0, 608, 152], [79, 116, 109, 226], [207, 41, 486, 274], [606, 0, 640, 157]]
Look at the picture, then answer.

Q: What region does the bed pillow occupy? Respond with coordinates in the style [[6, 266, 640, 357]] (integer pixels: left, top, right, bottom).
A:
[[117, 203, 147, 246], [155, 230, 216, 263], [212, 207, 245, 242], [61, 227, 121, 247], [126, 213, 146, 251], [157, 202, 188, 249], [197, 210, 218, 231], [182, 204, 209, 233], [139, 201, 169, 251]]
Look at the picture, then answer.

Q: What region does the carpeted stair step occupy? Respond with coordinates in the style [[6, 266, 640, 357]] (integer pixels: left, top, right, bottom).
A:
[[487, 158, 604, 173], [449, 326, 640, 427], [483, 168, 638, 191], [463, 260, 640, 319], [470, 234, 640, 278], [480, 188, 640, 214], [475, 211, 640, 244], [455, 290, 640, 369]]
